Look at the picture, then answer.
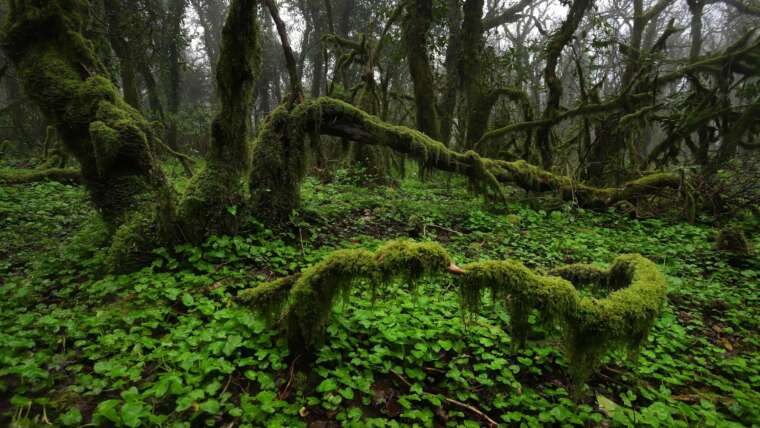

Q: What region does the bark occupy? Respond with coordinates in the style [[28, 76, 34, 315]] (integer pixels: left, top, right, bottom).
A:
[[1, 0, 177, 269], [439, 0, 463, 145], [2, 70, 31, 146], [403, 0, 440, 140], [164, 0, 186, 157], [481, 0, 533, 29], [460, 0, 487, 149], [139, 63, 164, 120], [264, 0, 303, 100], [306, 0, 325, 97], [189, 0, 227, 73], [105, 0, 141, 110], [536, 0, 594, 169], [179, 0, 261, 240], [688, 0, 704, 61]]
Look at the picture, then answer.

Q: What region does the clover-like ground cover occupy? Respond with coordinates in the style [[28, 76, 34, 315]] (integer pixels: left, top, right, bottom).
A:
[[1, 174, 758, 427]]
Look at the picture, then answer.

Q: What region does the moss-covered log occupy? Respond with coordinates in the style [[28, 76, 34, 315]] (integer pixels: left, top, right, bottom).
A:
[[240, 240, 667, 388], [247, 97, 683, 221], [300, 98, 682, 207], [0, 167, 81, 184]]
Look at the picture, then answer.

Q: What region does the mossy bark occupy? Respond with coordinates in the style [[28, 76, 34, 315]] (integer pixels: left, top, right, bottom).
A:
[[536, 0, 594, 168], [1, 0, 177, 270], [178, 0, 260, 241], [438, 0, 462, 145], [403, 0, 440, 140], [249, 105, 307, 224], [459, 0, 489, 149]]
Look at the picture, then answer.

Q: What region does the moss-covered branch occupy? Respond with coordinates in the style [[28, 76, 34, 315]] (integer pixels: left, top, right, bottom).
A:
[[0, 167, 81, 184], [295, 97, 681, 208], [240, 240, 667, 387], [239, 240, 451, 353]]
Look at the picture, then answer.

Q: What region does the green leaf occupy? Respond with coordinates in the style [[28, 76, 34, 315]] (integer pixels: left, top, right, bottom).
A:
[[200, 399, 220, 414], [596, 394, 619, 417], [438, 339, 453, 351], [316, 378, 338, 393], [60, 408, 82, 426], [121, 402, 144, 427], [339, 387, 355, 400], [182, 293, 194, 306], [94, 399, 121, 424]]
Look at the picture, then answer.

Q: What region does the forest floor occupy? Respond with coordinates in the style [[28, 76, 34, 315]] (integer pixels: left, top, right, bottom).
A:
[[1, 169, 759, 427]]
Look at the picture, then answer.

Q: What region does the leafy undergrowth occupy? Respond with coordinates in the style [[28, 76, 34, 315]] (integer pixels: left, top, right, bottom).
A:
[[1, 173, 758, 427]]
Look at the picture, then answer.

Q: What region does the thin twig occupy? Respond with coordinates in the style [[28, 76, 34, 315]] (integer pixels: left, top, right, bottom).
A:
[[391, 370, 498, 427], [279, 355, 302, 400], [220, 374, 234, 396], [428, 224, 464, 236]]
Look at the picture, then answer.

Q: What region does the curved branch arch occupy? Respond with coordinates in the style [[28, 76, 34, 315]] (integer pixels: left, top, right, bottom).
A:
[[249, 97, 683, 221], [240, 240, 668, 387]]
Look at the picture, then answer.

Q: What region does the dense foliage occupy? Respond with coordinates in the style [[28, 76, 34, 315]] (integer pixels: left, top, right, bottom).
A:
[[1, 174, 758, 427], [1, 0, 758, 426]]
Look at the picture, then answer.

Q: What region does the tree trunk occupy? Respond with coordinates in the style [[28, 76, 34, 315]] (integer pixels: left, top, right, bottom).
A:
[[1, 0, 177, 269], [104, 0, 142, 110], [460, 0, 487, 149], [164, 0, 186, 157], [536, 0, 594, 169], [439, 0, 463, 146], [178, 0, 261, 240], [403, 0, 440, 140]]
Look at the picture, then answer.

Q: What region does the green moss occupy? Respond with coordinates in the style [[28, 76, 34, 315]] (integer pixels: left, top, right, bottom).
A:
[[105, 208, 161, 273], [238, 274, 300, 323], [286, 248, 376, 352], [373, 239, 451, 284], [242, 240, 450, 353], [560, 254, 667, 388], [249, 105, 308, 224], [0, 167, 81, 184], [549, 263, 608, 287], [458, 259, 578, 347], [611, 173, 681, 202], [242, 239, 667, 391]]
